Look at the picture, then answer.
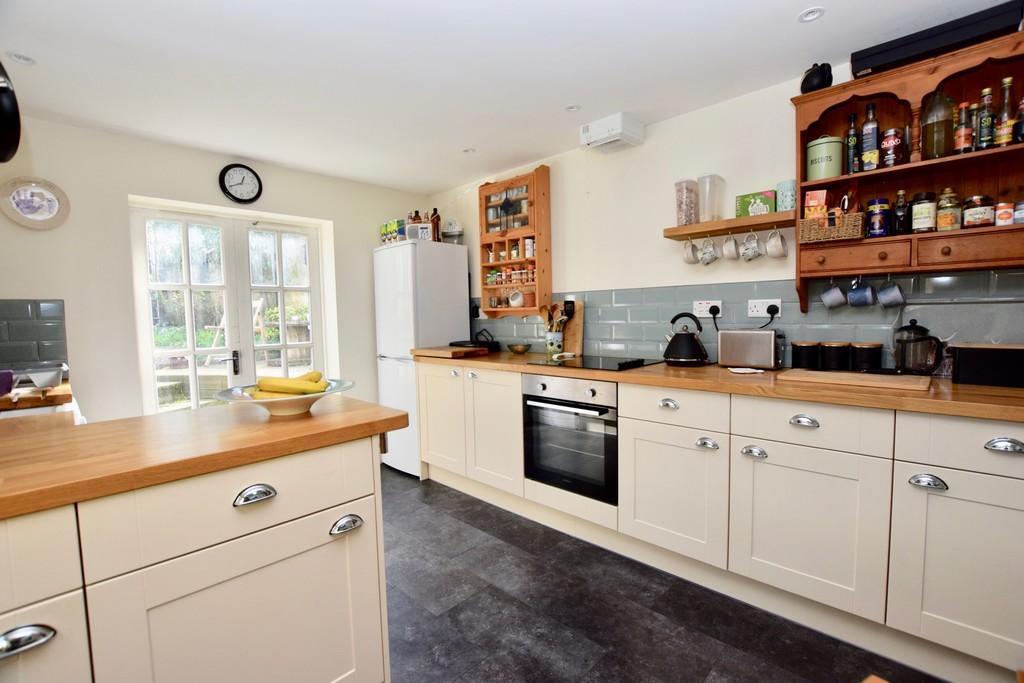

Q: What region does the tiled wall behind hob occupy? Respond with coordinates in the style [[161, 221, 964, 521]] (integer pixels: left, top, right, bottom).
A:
[[471, 270, 1024, 368], [0, 299, 68, 371]]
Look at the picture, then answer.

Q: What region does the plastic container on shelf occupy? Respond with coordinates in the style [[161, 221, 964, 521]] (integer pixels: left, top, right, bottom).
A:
[[674, 179, 699, 225], [697, 174, 726, 222]]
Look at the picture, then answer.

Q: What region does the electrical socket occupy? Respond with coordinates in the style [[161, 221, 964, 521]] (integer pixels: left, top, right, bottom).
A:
[[747, 299, 782, 318], [693, 300, 722, 318]]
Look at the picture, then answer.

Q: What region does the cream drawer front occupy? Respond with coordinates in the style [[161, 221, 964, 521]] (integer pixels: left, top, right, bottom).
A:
[[619, 384, 730, 432], [896, 411, 1024, 479], [887, 462, 1024, 670], [0, 506, 81, 613], [731, 395, 893, 457], [618, 418, 729, 568], [79, 439, 374, 583], [728, 438, 892, 622], [88, 496, 384, 683], [0, 590, 91, 682]]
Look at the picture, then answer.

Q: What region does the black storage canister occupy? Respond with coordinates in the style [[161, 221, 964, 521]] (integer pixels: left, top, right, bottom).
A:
[[791, 341, 821, 370], [851, 342, 883, 372], [821, 342, 852, 371]]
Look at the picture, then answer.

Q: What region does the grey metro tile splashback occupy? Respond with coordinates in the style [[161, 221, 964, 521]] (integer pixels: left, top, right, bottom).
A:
[[0, 299, 68, 371], [472, 270, 1024, 366]]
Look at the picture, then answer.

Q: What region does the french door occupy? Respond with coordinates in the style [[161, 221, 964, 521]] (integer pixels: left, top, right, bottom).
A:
[[134, 209, 323, 413]]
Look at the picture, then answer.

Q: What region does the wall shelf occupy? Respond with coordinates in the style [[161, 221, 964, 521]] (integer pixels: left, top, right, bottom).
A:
[[663, 210, 796, 241]]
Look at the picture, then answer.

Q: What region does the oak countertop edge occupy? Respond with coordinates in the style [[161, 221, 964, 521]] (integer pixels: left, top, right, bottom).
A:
[[413, 351, 1024, 423]]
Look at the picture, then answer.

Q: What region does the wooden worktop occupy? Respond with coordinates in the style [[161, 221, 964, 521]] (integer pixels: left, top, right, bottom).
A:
[[0, 381, 73, 412], [413, 351, 1024, 423], [0, 395, 408, 520]]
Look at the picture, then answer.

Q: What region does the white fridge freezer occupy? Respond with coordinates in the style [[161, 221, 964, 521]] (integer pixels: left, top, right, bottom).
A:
[[373, 241, 469, 475]]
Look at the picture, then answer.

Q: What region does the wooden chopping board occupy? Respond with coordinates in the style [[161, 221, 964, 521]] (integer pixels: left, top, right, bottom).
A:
[[562, 301, 584, 358], [412, 346, 491, 359], [777, 369, 932, 391]]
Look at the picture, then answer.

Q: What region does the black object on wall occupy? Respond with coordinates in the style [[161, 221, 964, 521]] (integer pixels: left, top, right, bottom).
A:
[[0, 59, 20, 163], [852, 1, 1024, 79]]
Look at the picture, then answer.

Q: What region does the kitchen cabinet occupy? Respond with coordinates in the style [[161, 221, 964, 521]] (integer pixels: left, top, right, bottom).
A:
[[464, 368, 524, 496], [618, 418, 729, 568], [88, 495, 384, 683], [417, 362, 468, 475], [0, 505, 81, 613], [887, 461, 1024, 670], [0, 590, 92, 682], [895, 411, 1024, 480], [728, 438, 892, 621]]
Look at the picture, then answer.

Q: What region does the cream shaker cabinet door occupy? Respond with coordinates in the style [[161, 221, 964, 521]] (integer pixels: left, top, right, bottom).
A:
[[0, 506, 81, 614], [465, 368, 524, 496], [618, 418, 729, 568], [728, 438, 892, 622], [0, 590, 91, 683], [88, 496, 385, 683], [417, 363, 467, 475], [887, 462, 1024, 670]]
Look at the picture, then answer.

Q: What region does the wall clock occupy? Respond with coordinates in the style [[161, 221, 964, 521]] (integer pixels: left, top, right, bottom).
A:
[[0, 176, 69, 230], [218, 163, 262, 204]]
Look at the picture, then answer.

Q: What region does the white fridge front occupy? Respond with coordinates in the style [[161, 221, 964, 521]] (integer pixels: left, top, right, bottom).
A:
[[376, 356, 420, 474]]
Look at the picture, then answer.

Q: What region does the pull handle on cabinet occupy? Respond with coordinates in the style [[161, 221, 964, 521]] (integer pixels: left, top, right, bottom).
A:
[[740, 445, 768, 460], [695, 436, 719, 450], [0, 624, 56, 660], [659, 398, 680, 410], [984, 437, 1024, 455], [468, 371, 479, 379], [789, 414, 820, 429], [449, 369, 460, 378], [329, 514, 364, 536], [233, 483, 278, 507], [909, 473, 949, 491]]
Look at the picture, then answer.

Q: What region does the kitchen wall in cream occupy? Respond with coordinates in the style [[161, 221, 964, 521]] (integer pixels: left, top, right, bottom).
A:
[[431, 65, 854, 297], [0, 116, 426, 422]]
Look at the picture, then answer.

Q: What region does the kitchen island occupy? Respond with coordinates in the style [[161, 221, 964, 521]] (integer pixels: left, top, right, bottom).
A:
[[0, 395, 407, 682]]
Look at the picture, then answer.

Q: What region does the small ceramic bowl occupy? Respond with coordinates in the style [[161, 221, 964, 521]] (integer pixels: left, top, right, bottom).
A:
[[216, 379, 354, 417], [507, 343, 532, 355]]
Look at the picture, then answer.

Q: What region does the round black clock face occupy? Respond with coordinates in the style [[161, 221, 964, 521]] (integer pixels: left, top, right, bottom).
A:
[[219, 164, 262, 204]]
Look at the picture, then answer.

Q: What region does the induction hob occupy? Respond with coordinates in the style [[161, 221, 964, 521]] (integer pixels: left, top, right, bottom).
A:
[[527, 356, 664, 372]]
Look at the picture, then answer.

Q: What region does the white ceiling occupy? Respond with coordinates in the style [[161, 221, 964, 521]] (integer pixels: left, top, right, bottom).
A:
[[0, 0, 1006, 193]]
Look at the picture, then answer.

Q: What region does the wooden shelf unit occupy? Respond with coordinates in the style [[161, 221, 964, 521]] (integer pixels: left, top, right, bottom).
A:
[[792, 32, 1024, 311], [663, 210, 796, 240], [478, 166, 551, 317]]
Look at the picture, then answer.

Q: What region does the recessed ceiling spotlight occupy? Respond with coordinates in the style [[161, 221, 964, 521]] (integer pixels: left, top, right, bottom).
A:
[[461, 147, 476, 154], [797, 6, 825, 23], [565, 104, 582, 112], [5, 51, 36, 65]]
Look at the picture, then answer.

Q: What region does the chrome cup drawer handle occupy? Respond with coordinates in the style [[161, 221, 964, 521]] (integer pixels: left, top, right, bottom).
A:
[[908, 474, 949, 491], [695, 437, 719, 450], [0, 624, 56, 660], [468, 371, 479, 379], [788, 414, 820, 429], [449, 369, 460, 377], [329, 514, 364, 537], [233, 483, 278, 507], [740, 445, 768, 460], [659, 398, 680, 410], [984, 437, 1024, 455]]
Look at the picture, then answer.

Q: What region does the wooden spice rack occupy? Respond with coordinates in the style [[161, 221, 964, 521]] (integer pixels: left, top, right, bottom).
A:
[[792, 32, 1024, 311]]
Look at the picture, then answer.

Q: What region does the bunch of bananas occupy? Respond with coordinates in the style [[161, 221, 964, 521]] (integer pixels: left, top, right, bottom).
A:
[[245, 371, 329, 399]]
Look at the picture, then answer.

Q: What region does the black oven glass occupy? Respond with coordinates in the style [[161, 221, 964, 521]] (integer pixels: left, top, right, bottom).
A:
[[523, 396, 617, 505]]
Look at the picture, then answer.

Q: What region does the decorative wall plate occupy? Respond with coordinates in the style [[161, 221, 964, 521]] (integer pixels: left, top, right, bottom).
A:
[[0, 177, 70, 230]]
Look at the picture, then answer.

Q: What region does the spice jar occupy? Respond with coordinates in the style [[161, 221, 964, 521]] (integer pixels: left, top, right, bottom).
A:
[[791, 341, 821, 370], [996, 202, 1015, 226], [963, 195, 995, 228], [866, 198, 891, 237], [936, 188, 961, 231], [881, 128, 905, 167], [821, 342, 852, 371], [1014, 201, 1024, 224], [911, 192, 937, 233]]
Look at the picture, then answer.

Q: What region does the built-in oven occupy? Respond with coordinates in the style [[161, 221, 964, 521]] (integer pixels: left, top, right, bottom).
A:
[[522, 375, 618, 505]]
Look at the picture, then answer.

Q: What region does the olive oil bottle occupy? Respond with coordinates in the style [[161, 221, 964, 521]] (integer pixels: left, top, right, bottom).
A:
[[861, 104, 879, 171], [846, 113, 860, 174]]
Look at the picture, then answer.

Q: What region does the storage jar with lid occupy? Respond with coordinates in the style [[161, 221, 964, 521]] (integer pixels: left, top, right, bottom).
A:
[[911, 192, 937, 233], [851, 342, 883, 372], [821, 342, 852, 371], [936, 188, 961, 231], [806, 136, 843, 181], [962, 195, 995, 228], [996, 202, 1015, 226], [791, 341, 820, 370], [866, 198, 891, 237]]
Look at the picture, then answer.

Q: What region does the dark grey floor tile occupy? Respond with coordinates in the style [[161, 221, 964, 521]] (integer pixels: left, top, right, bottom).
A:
[[747, 615, 841, 682], [385, 540, 488, 616], [704, 645, 813, 683], [651, 578, 780, 649], [446, 586, 606, 680], [484, 513, 575, 556], [545, 536, 675, 608], [387, 586, 488, 682], [388, 505, 496, 558], [380, 464, 421, 496], [452, 648, 559, 683], [832, 641, 945, 683]]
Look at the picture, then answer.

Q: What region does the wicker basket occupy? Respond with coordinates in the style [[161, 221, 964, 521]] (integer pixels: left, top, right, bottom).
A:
[[798, 212, 865, 244]]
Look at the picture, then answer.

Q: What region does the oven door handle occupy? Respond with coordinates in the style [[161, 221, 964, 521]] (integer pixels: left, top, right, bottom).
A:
[[525, 400, 607, 417]]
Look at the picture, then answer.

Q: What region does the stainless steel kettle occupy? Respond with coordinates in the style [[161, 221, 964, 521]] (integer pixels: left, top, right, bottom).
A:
[[664, 312, 710, 367], [893, 319, 943, 375]]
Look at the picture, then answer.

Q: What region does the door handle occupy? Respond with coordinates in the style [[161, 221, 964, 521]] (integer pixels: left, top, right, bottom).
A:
[[329, 514, 364, 536], [788, 414, 820, 429], [233, 483, 278, 507], [740, 445, 768, 460], [0, 624, 56, 660], [908, 474, 949, 491], [984, 437, 1024, 455], [659, 398, 680, 410], [212, 350, 241, 375], [468, 371, 479, 379], [695, 437, 719, 450], [449, 369, 460, 378]]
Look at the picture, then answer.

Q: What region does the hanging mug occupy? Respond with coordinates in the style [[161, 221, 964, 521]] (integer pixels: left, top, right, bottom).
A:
[[766, 229, 788, 258], [681, 238, 699, 264], [698, 237, 719, 265], [722, 234, 739, 260], [740, 232, 762, 261], [847, 277, 877, 307], [820, 280, 846, 309], [877, 278, 907, 308]]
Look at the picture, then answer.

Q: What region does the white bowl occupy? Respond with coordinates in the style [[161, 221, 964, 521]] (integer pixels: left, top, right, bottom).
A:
[[216, 379, 354, 416]]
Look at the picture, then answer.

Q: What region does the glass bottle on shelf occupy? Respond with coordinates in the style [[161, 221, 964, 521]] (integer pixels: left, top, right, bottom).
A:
[[1014, 95, 1024, 144], [846, 113, 860, 174], [861, 104, 880, 171], [954, 102, 972, 154], [968, 103, 980, 151], [893, 190, 911, 235], [995, 77, 1015, 147], [976, 87, 996, 150], [922, 90, 954, 160]]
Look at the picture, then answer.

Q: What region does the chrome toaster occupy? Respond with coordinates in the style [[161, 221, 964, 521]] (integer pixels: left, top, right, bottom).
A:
[[717, 329, 785, 369]]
